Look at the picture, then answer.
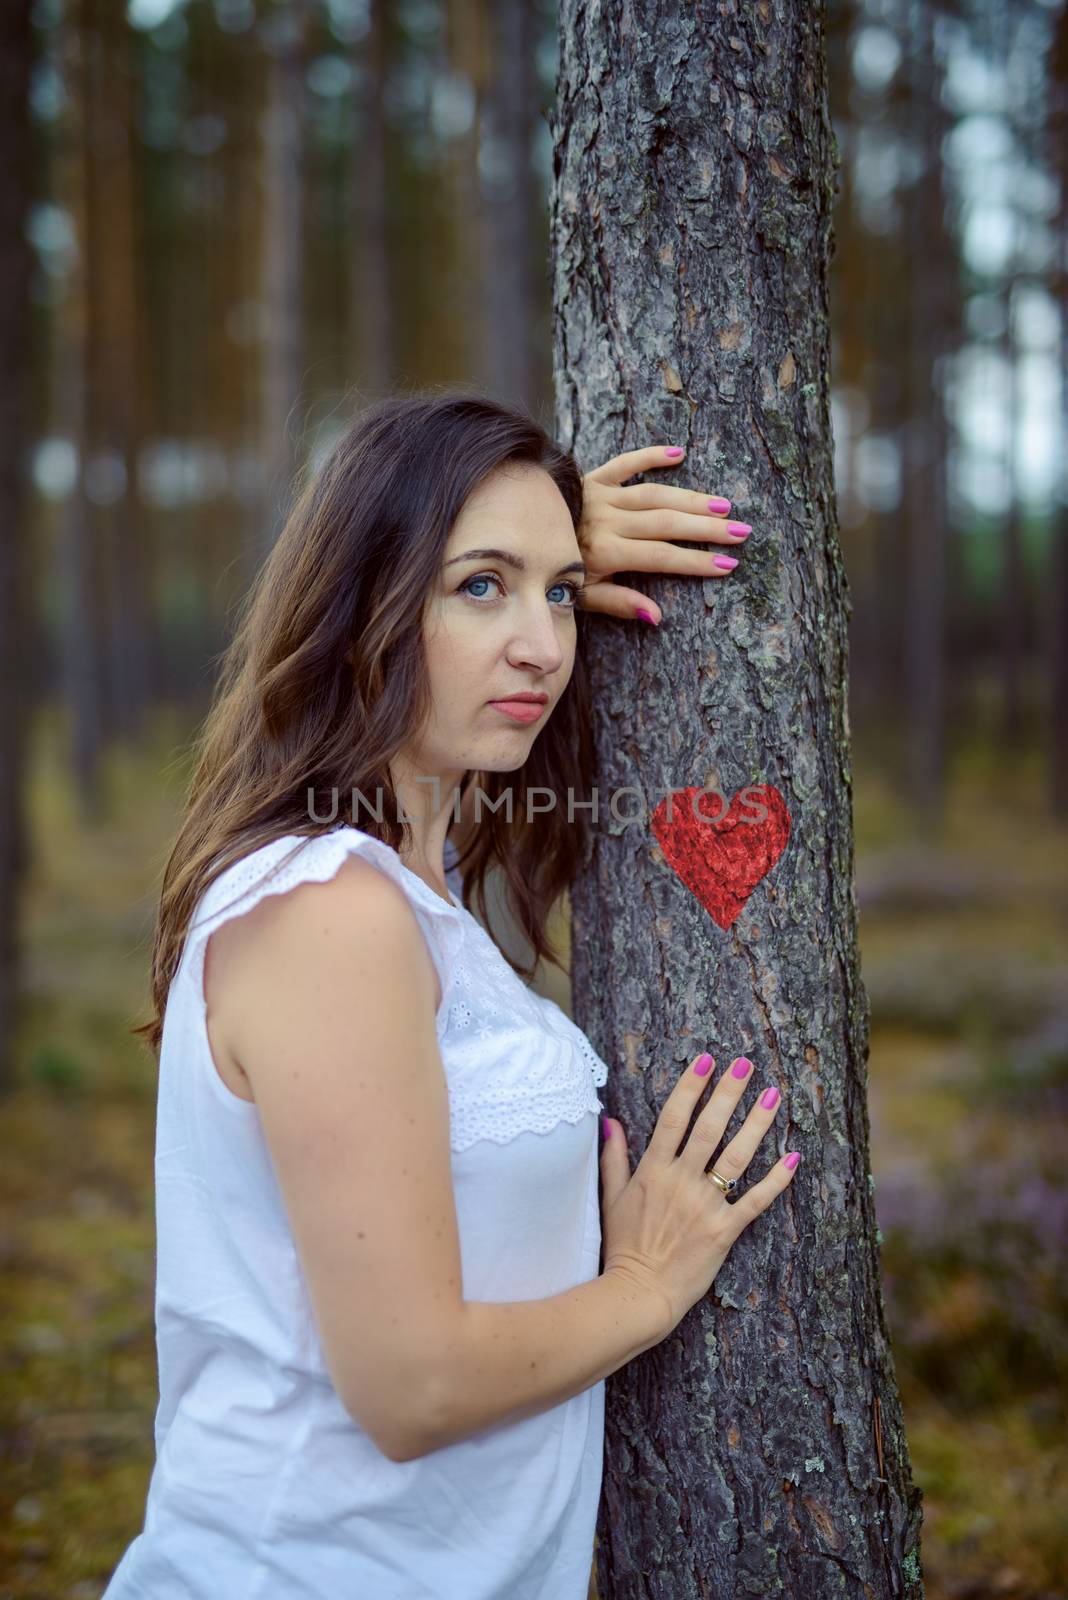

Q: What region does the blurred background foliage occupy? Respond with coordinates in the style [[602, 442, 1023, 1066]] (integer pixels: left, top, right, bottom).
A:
[[0, 1, 1066, 1597]]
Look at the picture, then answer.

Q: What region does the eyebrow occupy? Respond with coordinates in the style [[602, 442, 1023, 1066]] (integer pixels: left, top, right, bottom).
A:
[[444, 547, 587, 579]]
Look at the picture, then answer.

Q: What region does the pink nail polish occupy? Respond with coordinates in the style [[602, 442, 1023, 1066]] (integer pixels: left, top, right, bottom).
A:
[[707, 497, 731, 514], [602, 1116, 612, 1141], [784, 1151, 801, 1170], [635, 608, 659, 625], [714, 555, 739, 571], [693, 1052, 713, 1076], [665, 446, 685, 457], [727, 522, 751, 538], [732, 1057, 752, 1078], [761, 1086, 780, 1110]]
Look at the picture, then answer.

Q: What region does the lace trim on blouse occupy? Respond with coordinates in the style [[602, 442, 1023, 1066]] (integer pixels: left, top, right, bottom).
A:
[[179, 826, 608, 1152]]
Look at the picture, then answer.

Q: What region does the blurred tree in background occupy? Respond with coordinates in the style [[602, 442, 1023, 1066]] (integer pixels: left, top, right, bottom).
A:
[[0, 0, 34, 1118], [11, 0, 1068, 833], [1, 3, 1066, 1597]]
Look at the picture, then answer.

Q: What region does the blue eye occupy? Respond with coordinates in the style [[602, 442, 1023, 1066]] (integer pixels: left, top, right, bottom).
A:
[[458, 573, 581, 608], [461, 574, 505, 602]]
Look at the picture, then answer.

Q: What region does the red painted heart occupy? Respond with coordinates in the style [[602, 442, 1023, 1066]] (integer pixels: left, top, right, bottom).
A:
[[650, 784, 791, 929]]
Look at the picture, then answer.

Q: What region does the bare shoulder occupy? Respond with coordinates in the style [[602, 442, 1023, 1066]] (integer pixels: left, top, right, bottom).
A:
[[203, 852, 441, 1097]]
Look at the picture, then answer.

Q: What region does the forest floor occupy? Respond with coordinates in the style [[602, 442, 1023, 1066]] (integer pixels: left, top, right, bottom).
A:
[[1, 710, 1066, 1600]]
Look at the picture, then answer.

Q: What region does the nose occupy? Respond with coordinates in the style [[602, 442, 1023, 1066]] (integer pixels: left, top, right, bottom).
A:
[[504, 598, 568, 677]]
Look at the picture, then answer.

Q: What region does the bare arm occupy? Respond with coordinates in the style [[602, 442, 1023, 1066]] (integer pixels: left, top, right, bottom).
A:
[[417, 1273, 666, 1457], [208, 853, 665, 1464]]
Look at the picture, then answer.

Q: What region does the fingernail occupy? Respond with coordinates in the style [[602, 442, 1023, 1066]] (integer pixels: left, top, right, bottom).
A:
[[726, 522, 751, 538], [761, 1086, 780, 1110], [732, 1057, 752, 1079], [707, 497, 731, 514], [635, 608, 659, 625], [784, 1151, 801, 1170], [693, 1052, 714, 1076], [665, 446, 685, 457], [602, 1116, 612, 1142], [714, 555, 739, 571]]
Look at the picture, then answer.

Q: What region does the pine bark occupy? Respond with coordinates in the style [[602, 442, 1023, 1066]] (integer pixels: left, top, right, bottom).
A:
[[548, 4, 924, 1595]]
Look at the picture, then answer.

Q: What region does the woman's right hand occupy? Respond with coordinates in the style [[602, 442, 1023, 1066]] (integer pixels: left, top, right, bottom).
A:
[[599, 1053, 800, 1337]]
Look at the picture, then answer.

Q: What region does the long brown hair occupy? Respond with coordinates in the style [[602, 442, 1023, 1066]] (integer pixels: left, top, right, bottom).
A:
[[132, 389, 597, 1056]]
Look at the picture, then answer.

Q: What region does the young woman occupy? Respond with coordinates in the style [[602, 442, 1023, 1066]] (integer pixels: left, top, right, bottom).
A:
[[103, 392, 798, 1600]]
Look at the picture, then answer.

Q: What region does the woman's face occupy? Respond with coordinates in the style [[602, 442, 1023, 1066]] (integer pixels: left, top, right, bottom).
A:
[[414, 462, 585, 784]]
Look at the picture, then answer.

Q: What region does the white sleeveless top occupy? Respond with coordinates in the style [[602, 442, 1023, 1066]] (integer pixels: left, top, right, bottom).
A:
[[103, 825, 609, 1600]]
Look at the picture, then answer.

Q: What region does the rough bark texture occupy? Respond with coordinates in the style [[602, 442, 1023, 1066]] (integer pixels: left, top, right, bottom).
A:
[[548, 4, 924, 1595]]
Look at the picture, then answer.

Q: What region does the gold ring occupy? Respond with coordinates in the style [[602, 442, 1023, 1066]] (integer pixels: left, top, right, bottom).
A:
[[708, 1169, 737, 1196]]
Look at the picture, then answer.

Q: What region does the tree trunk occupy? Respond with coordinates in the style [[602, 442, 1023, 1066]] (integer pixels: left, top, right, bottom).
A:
[[901, 0, 952, 829], [480, 0, 542, 410], [55, 0, 106, 817], [442, 0, 490, 385], [0, 0, 33, 1094], [824, 0, 874, 736], [999, 286, 1026, 750], [549, 4, 924, 1594], [996, 0, 1027, 759], [350, 0, 396, 396], [86, 0, 156, 741], [254, 0, 308, 570], [1050, 2, 1068, 819]]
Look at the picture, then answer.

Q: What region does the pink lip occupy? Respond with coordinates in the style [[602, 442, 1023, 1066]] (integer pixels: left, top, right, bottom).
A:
[[489, 700, 546, 724]]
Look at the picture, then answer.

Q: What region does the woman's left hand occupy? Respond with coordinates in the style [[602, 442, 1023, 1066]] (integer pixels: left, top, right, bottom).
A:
[[576, 445, 751, 624]]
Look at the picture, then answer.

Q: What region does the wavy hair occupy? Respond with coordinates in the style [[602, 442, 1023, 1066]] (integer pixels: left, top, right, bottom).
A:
[[132, 390, 596, 1055]]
